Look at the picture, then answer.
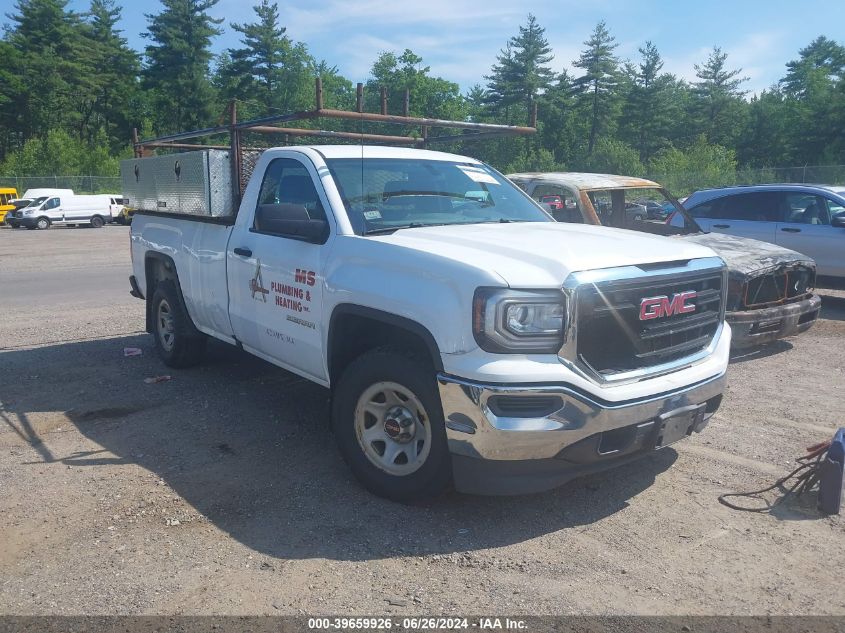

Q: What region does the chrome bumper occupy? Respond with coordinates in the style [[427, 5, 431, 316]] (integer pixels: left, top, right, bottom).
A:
[[437, 372, 727, 462]]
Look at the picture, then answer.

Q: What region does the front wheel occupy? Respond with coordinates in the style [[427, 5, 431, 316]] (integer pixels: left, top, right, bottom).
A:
[[332, 348, 451, 502], [36, 217, 50, 230], [150, 279, 207, 368]]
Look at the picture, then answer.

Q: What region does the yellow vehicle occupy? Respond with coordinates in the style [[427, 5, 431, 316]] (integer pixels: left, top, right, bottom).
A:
[[0, 187, 18, 224], [116, 205, 135, 225]]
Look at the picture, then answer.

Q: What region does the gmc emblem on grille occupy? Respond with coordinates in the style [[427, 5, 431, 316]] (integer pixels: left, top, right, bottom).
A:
[[639, 291, 698, 320]]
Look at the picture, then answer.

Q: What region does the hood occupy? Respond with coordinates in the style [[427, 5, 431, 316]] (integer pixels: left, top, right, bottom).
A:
[[682, 232, 815, 282], [373, 222, 719, 287]]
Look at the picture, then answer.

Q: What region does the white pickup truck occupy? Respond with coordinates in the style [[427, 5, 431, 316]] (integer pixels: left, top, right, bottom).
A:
[[126, 145, 731, 500]]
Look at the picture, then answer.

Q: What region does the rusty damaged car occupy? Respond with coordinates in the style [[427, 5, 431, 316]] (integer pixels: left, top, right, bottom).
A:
[[508, 172, 821, 349]]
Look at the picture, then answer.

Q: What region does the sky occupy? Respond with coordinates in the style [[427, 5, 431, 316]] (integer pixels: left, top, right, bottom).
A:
[[6, 0, 845, 96]]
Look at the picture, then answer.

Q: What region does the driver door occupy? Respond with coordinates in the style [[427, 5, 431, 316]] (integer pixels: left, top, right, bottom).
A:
[[227, 156, 332, 383]]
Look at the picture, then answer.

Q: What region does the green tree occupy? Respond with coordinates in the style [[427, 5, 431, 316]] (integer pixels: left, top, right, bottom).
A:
[[6, 0, 94, 142], [618, 42, 680, 164], [736, 88, 791, 166], [538, 70, 579, 166], [142, 0, 223, 133], [485, 14, 554, 122], [649, 135, 737, 195], [366, 49, 465, 120], [780, 36, 845, 164], [80, 0, 141, 151], [782, 36, 844, 97], [0, 128, 128, 177], [691, 46, 748, 146], [0, 41, 26, 159], [221, 0, 315, 116], [572, 20, 621, 155], [584, 138, 644, 176]]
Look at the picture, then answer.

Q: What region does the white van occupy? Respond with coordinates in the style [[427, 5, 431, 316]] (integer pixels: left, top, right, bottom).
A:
[[105, 195, 126, 222], [21, 188, 74, 200], [16, 194, 113, 229]]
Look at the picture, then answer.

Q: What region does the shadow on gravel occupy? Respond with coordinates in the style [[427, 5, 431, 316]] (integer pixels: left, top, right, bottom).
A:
[[728, 339, 793, 364], [819, 293, 845, 322], [1, 334, 678, 562]]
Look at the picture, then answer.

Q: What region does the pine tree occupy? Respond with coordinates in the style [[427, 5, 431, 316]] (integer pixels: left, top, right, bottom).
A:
[[572, 20, 620, 155], [81, 0, 140, 150], [539, 70, 578, 166], [619, 42, 679, 164], [142, 0, 223, 133], [782, 36, 845, 97], [692, 47, 748, 146], [0, 42, 25, 159], [485, 15, 554, 123], [6, 0, 94, 142]]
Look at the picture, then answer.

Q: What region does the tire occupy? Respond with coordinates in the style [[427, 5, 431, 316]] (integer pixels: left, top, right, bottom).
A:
[[90, 216, 104, 228], [332, 348, 451, 502], [150, 279, 207, 368], [36, 217, 50, 230], [633, 214, 644, 222]]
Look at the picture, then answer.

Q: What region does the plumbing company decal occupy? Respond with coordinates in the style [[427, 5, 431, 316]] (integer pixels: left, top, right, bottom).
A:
[[249, 260, 269, 302], [266, 267, 318, 329]]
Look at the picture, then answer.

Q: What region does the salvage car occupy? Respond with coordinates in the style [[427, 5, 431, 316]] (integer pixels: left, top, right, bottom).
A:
[[508, 172, 821, 349]]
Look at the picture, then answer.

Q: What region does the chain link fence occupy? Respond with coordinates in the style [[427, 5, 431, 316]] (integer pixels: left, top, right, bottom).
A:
[[3, 165, 844, 199], [649, 165, 845, 197], [0, 175, 121, 195]]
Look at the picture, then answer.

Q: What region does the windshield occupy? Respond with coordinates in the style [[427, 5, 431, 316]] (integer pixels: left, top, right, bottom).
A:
[[325, 158, 553, 235], [26, 197, 49, 208], [584, 187, 702, 236]]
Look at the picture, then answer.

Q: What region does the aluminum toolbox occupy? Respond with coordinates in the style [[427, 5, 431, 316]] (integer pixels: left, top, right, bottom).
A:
[[120, 150, 234, 217]]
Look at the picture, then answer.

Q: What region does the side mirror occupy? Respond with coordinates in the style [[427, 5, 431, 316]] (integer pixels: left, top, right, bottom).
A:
[[832, 214, 845, 228], [255, 203, 328, 243]]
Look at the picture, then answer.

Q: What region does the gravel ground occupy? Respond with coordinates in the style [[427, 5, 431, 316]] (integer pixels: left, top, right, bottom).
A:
[[0, 224, 843, 616]]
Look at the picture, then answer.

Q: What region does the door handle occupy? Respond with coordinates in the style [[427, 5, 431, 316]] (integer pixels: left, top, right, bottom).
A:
[[780, 228, 801, 233], [713, 224, 730, 229], [233, 247, 253, 257]]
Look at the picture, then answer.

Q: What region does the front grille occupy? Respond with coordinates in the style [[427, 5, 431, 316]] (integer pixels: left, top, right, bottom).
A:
[[744, 265, 815, 308], [575, 268, 723, 376], [746, 273, 787, 307]]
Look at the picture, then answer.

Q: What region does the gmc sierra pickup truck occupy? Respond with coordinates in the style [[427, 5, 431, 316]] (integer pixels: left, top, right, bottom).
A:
[[124, 146, 731, 500]]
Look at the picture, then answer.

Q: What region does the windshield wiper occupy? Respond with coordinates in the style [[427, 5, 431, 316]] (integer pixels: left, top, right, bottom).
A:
[[363, 218, 526, 235], [363, 222, 447, 235]]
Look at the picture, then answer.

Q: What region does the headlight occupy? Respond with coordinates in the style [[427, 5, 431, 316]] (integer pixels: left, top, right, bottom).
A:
[[24, 209, 34, 215], [473, 288, 565, 353]]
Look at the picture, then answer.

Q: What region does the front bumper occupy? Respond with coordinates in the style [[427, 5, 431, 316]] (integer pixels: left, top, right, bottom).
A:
[[727, 293, 821, 349], [17, 217, 37, 228], [438, 372, 726, 495]]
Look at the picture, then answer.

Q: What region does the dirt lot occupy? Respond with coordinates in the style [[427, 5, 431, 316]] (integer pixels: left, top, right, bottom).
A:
[[0, 225, 843, 616]]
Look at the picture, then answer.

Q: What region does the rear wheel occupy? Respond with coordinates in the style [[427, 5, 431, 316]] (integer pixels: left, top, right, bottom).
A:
[[150, 279, 207, 368], [36, 217, 50, 230], [90, 215, 104, 228], [332, 348, 451, 502]]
